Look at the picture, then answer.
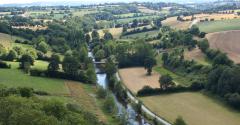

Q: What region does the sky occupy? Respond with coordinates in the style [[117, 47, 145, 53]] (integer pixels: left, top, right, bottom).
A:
[[0, 0, 215, 5]]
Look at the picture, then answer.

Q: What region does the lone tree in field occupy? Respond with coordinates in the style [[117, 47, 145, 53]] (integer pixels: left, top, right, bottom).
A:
[[174, 116, 187, 125], [144, 56, 156, 75], [159, 74, 173, 90], [48, 54, 61, 72], [19, 54, 34, 73], [104, 32, 113, 41]]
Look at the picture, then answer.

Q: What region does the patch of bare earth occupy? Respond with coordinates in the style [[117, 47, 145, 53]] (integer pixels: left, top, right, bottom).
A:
[[64, 81, 107, 122], [206, 30, 240, 63], [119, 67, 160, 94]]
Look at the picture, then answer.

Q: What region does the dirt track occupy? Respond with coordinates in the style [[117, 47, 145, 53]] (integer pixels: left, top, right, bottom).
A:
[[119, 67, 160, 94], [206, 30, 240, 63]]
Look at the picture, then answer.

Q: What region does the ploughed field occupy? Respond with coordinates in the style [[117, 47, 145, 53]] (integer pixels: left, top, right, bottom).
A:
[[119, 67, 160, 94], [140, 92, 240, 125], [206, 30, 240, 63]]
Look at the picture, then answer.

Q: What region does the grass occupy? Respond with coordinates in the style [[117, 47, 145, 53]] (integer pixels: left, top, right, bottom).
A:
[[140, 92, 240, 125], [0, 61, 68, 95], [0, 33, 27, 49], [198, 18, 240, 33]]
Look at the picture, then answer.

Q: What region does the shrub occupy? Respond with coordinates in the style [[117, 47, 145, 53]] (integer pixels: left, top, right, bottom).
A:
[[18, 87, 34, 98], [0, 61, 10, 68], [96, 87, 107, 99]]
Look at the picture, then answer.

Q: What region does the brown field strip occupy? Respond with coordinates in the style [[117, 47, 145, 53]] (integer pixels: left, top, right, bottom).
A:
[[65, 81, 107, 122]]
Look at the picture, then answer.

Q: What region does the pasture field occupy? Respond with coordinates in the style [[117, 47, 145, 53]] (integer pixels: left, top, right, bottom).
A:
[[122, 30, 159, 39], [0, 66, 68, 95], [0, 33, 27, 49], [72, 9, 99, 17], [198, 18, 240, 33], [184, 47, 210, 65], [162, 17, 191, 30], [206, 30, 240, 63], [140, 92, 240, 125], [119, 67, 160, 94], [138, 6, 160, 14], [114, 13, 136, 18]]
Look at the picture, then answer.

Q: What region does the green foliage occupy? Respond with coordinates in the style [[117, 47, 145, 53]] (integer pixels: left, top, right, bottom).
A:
[[189, 25, 200, 36], [6, 50, 17, 61], [19, 54, 35, 69], [144, 56, 156, 75], [62, 55, 79, 75], [105, 57, 117, 77], [94, 49, 105, 61], [48, 54, 61, 72], [104, 32, 113, 41], [174, 116, 187, 125], [96, 87, 107, 99], [19, 87, 33, 98], [159, 74, 173, 90], [37, 41, 49, 54], [198, 39, 209, 52], [103, 95, 116, 114]]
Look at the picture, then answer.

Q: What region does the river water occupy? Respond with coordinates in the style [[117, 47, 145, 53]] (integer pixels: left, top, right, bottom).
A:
[[88, 51, 150, 125]]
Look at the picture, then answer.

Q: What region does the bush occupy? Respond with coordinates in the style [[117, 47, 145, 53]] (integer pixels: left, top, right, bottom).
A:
[[34, 90, 49, 96], [137, 85, 198, 96], [0, 61, 10, 68], [15, 39, 22, 43], [96, 87, 107, 99], [30, 69, 46, 76], [18, 87, 34, 98]]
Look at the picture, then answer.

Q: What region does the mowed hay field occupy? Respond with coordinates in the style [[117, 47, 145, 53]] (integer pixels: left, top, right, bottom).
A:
[[184, 47, 210, 65], [206, 30, 240, 63], [162, 17, 191, 30], [98, 27, 123, 39], [119, 67, 160, 94], [184, 13, 239, 21], [198, 18, 240, 33], [141, 92, 240, 125]]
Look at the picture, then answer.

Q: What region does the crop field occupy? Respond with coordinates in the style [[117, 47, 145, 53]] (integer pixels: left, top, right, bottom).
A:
[[97, 27, 123, 39], [122, 30, 159, 39], [162, 17, 191, 30], [184, 47, 210, 65], [119, 67, 160, 94], [206, 30, 240, 63], [198, 18, 240, 33], [184, 13, 239, 21], [140, 92, 240, 125]]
